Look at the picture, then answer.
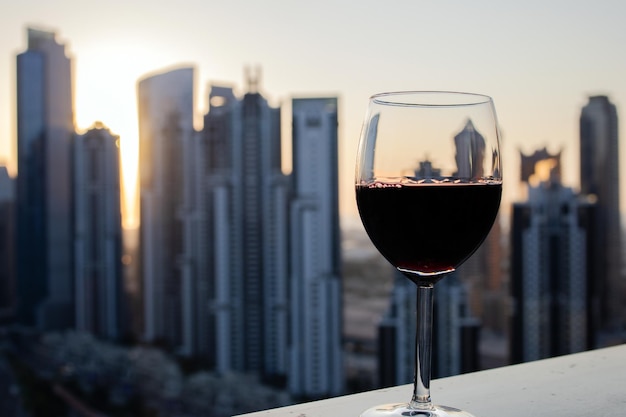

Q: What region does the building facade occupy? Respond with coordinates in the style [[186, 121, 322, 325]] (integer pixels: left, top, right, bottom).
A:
[[193, 85, 240, 364], [579, 96, 622, 332], [73, 123, 123, 340], [16, 28, 74, 330], [196, 77, 291, 384], [232, 85, 287, 379], [510, 169, 594, 363], [0, 166, 15, 323], [137, 66, 195, 350], [289, 97, 343, 397]]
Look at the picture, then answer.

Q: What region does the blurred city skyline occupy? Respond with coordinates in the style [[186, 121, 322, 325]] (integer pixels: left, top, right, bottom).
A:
[[2, 7, 625, 412], [5, 25, 345, 409], [1, 1, 626, 226]]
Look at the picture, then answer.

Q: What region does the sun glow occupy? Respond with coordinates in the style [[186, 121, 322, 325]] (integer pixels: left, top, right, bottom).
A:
[[75, 97, 140, 229], [73, 38, 175, 229], [119, 135, 140, 230]]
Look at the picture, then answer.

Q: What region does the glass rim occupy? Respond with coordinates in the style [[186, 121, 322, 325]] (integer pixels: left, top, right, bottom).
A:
[[370, 90, 493, 107]]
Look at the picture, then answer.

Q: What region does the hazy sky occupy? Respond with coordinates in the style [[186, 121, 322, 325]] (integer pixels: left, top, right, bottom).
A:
[[1, 0, 626, 223]]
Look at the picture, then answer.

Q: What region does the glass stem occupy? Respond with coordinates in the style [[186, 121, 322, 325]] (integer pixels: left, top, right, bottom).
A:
[[410, 283, 435, 410]]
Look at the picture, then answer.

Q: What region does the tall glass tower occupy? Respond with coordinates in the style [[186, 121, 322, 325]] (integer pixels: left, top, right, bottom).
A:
[[16, 28, 74, 330], [137, 66, 195, 349], [289, 97, 343, 397], [579, 95, 622, 332]]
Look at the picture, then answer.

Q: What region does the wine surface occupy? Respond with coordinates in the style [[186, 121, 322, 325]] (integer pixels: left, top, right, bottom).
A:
[[356, 180, 501, 282]]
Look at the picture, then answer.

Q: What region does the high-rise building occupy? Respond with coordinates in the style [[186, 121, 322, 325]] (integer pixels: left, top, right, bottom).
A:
[[192, 85, 240, 364], [16, 28, 74, 330], [137, 66, 195, 350], [579, 96, 622, 331], [289, 97, 343, 397], [73, 122, 123, 340], [0, 166, 15, 323], [198, 74, 290, 381], [510, 167, 594, 363], [235, 85, 288, 383]]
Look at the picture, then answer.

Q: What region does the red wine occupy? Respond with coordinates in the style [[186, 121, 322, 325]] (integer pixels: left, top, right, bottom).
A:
[[356, 180, 501, 283]]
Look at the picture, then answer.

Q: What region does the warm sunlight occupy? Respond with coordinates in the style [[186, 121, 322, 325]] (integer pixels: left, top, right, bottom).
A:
[[119, 135, 139, 229], [528, 158, 559, 187], [73, 38, 177, 229], [76, 110, 139, 230]]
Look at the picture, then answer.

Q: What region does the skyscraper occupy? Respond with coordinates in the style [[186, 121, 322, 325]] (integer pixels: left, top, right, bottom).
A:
[[510, 166, 594, 363], [0, 166, 15, 323], [16, 28, 74, 330], [579, 96, 622, 331], [73, 122, 123, 340], [233, 81, 287, 379], [289, 97, 343, 397], [193, 85, 240, 364], [138, 66, 195, 349], [196, 73, 290, 382]]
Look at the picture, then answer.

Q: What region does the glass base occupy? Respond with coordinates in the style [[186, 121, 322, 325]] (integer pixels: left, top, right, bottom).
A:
[[360, 403, 476, 417]]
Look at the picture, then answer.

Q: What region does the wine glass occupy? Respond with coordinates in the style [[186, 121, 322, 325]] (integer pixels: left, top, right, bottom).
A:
[[355, 91, 502, 417]]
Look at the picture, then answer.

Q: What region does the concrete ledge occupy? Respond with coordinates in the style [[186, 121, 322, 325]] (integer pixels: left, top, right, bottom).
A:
[[235, 344, 626, 417]]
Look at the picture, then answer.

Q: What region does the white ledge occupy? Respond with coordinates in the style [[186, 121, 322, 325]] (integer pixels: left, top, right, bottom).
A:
[[235, 344, 626, 417]]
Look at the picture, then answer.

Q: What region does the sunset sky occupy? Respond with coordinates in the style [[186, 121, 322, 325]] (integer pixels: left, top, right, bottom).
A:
[[1, 0, 625, 227]]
